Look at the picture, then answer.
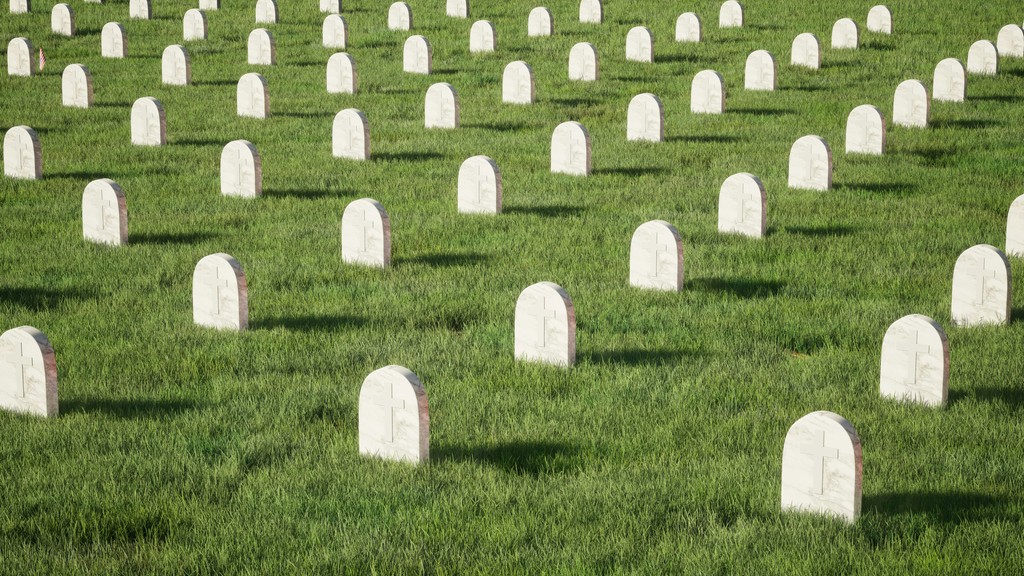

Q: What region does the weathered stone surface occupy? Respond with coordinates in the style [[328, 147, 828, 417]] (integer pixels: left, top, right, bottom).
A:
[[3, 126, 42, 180], [0, 326, 59, 418], [625, 26, 653, 62], [550, 121, 591, 176], [332, 109, 370, 161], [996, 24, 1024, 58], [528, 7, 552, 37], [255, 0, 277, 24], [131, 97, 166, 146], [579, 0, 601, 24], [893, 79, 929, 128], [326, 52, 356, 94], [341, 198, 391, 268], [719, 0, 742, 28], [248, 29, 276, 65], [568, 42, 598, 81], [237, 72, 269, 119], [358, 365, 429, 464], [101, 22, 127, 58], [691, 70, 725, 114], [82, 178, 127, 246], [129, 0, 151, 19], [845, 104, 885, 155], [831, 18, 858, 49], [388, 2, 412, 31], [744, 49, 776, 91], [51, 3, 75, 36], [781, 411, 862, 523], [220, 140, 262, 198], [502, 61, 534, 104], [676, 12, 700, 43], [788, 135, 832, 191], [323, 14, 347, 49], [183, 9, 207, 41], [470, 20, 496, 53], [446, 0, 468, 18], [880, 314, 949, 407], [515, 282, 576, 367], [403, 35, 431, 74], [193, 253, 248, 331], [1006, 194, 1024, 257], [424, 82, 459, 129], [162, 45, 191, 86], [61, 64, 93, 109], [626, 93, 663, 142], [630, 220, 683, 291], [717, 173, 766, 238], [933, 58, 966, 102], [458, 155, 501, 214], [866, 5, 892, 34], [951, 244, 1011, 327], [967, 40, 998, 75], [791, 33, 820, 69], [7, 37, 35, 77]]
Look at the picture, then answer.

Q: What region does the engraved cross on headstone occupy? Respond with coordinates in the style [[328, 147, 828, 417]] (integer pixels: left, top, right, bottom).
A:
[[1, 340, 35, 398], [646, 231, 672, 277], [470, 163, 492, 204], [800, 431, 839, 495], [10, 136, 26, 172], [373, 381, 406, 443], [346, 116, 362, 152], [359, 207, 377, 252], [530, 296, 559, 348], [87, 192, 119, 231], [893, 331, 930, 386], [201, 265, 231, 316], [970, 256, 1000, 306]]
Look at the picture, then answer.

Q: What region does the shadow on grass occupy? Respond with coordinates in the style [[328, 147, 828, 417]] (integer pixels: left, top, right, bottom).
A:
[[594, 166, 670, 177], [92, 101, 131, 108], [0, 287, 96, 311], [777, 224, 857, 237], [195, 80, 237, 87], [952, 385, 1024, 410], [668, 134, 741, 144], [62, 398, 201, 419], [585, 347, 690, 366], [865, 491, 1007, 522], [547, 96, 601, 108], [432, 68, 458, 75], [909, 146, 957, 167], [254, 314, 363, 333], [275, 111, 332, 119], [932, 118, 1002, 130], [657, 53, 699, 64], [688, 277, 785, 298], [435, 440, 581, 476], [729, 107, 795, 117], [51, 170, 122, 180], [834, 181, 919, 194], [131, 231, 216, 245], [173, 139, 224, 147], [463, 121, 529, 132], [971, 94, 1017, 103], [397, 252, 490, 268], [504, 204, 583, 218], [375, 151, 444, 162], [262, 188, 339, 200]]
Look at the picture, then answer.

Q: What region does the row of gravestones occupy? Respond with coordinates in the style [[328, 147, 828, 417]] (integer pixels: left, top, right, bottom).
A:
[[8, 0, 344, 20]]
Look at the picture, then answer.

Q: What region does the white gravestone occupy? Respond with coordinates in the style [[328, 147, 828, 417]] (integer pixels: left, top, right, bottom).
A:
[[101, 23, 127, 58], [320, 0, 341, 14], [866, 5, 892, 34], [996, 25, 1024, 58], [51, 3, 75, 37], [458, 155, 501, 214], [7, 37, 35, 77], [630, 220, 683, 291], [880, 314, 949, 407], [446, 0, 468, 18], [568, 42, 598, 81], [193, 254, 248, 331], [0, 326, 58, 418], [255, 0, 277, 24], [425, 83, 459, 129], [323, 14, 347, 49], [502, 61, 534, 104], [744, 50, 776, 91], [470, 20, 496, 53], [162, 45, 191, 86], [788, 135, 832, 191], [951, 244, 1011, 327], [341, 198, 391, 268], [332, 109, 370, 161], [781, 411, 862, 523], [579, 0, 601, 24], [131, 97, 166, 146], [676, 13, 701, 43], [625, 27, 653, 63], [403, 35, 431, 74], [3, 126, 42, 180], [326, 52, 356, 94], [82, 178, 127, 246], [550, 121, 591, 176], [515, 282, 576, 367], [845, 104, 886, 155], [1006, 195, 1024, 257], [358, 366, 429, 464], [933, 58, 966, 102], [719, 0, 742, 28], [893, 79, 929, 128], [220, 140, 262, 198], [967, 40, 998, 76], [831, 18, 858, 49], [691, 70, 725, 114], [248, 29, 275, 65], [791, 33, 820, 69], [183, 9, 207, 41], [130, 0, 150, 19], [626, 93, 664, 142], [200, 0, 219, 10], [528, 7, 552, 37], [10, 0, 29, 14], [718, 173, 767, 238], [388, 2, 412, 30], [61, 64, 93, 109], [237, 73, 269, 119]]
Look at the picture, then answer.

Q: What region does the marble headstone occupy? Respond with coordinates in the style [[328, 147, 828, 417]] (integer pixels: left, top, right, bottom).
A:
[[323, 14, 347, 49], [744, 50, 776, 91], [1006, 195, 1024, 257], [951, 244, 1011, 327], [718, 173, 767, 238], [568, 42, 598, 81], [237, 73, 269, 119], [51, 3, 75, 37], [470, 20, 496, 53], [358, 365, 429, 464], [625, 26, 653, 62], [0, 326, 58, 418], [255, 0, 277, 24], [893, 79, 929, 128], [880, 314, 949, 407], [248, 29, 276, 65], [691, 70, 725, 114], [129, 0, 150, 19], [502, 61, 534, 104], [200, 0, 219, 10], [162, 45, 191, 86], [61, 64, 93, 109], [845, 104, 886, 155], [320, 0, 341, 13], [676, 13, 701, 43], [131, 97, 166, 146], [10, 0, 29, 14], [446, 0, 468, 18], [579, 0, 601, 24], [933, 58, 966, 102], [996, 25, 1024, 58], [101, 22, 127, 58], [3, 126, 42, 180], [403, 35, 431, 74], [630, 220, 683, 291], [457, 155, 501, 214], [183, 9, 207, 41], [831, 18, 858, 49], [550, 121, 591, 176], [866, 5, 892, 34], [626, 93, 664, 142], [327, 52, 357, 94], [7, 37, 35, 77], [967, 40, 998, 76], [332, 109, 370, 161], [388, 2, 412, 30], [791, 33, 820, 69], [781, 411, 862, 523], [82, 178, 127, 246], [515, 282, 576, 367], [528, 7, 552, 37], [341, 198, 391, 268], [788, 135, 832, 191], [424, 83, 459, 129], [719, 0, 742, 28], [220, 140, 262, 198], [193, 253, 248, 331]]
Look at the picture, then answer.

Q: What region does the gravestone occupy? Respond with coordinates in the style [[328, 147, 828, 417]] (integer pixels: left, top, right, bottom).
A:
[[781, 411, 862, 523], [626, 93, 664, 142], [341, 198, 391, 268], [831, 18, 858, 49], [326, 52, 356, 94], [718, 173, 767, 238], [3, 126, 42, 180], [933, 58, 966, 102], [630, 220, 683, 291], [951, 244, 1011, 327], [470, 20, 496, 53], [320, 0, 341, 13], [323, 14, 347, 49], [744, 50, 776, 91], [550, 121, 591, 176], [220, 140, 262, 198], [791, 32, 820, 69], [579, 0, 601, 24], [200, 0, 219, 10], [446, 0, 468, 18], [358, 365, 429, 464], [162, 45, 191, 86], [255, 0, 277, 24], [788, 135, 832, 191], [192, 253, 248, 331], [51, 3, 74, 36], [424, 83, 459, 129], [458, 155, 501, 214], [568, 42, 598, 81], [1007, 195, 1024, 257], [502, 61, 534, 104], [515, 282, 576, 367], [183, 9, 207, 41], [528, 7, 552, 37], [719, 0, 742, 28], [129, 0, 150, 20], [403, 35, 431, 74], [996, 25, 1024, 57], [691, 70, 725, 114], [676, 13, 701, 43], [7, 37, 35, 77], [131, 97, 166, 146], [237, 73, 269, 119], [880, 314, 949, 407], [866, 5, 892, 34], [101, 23, 127, 58], [0, 326, 58, 418], [61, 64, 93, 109], [893, 79, 929, 128], [845, 104, 886, 155], [967, 40, 998, 75], [10, 0, 29, 14], [625, 26, 653, 62], [82, 178, 127, 246], [388, 2, 412, 30], [248, 29, 275, 65], [332, 109, 370, 161]]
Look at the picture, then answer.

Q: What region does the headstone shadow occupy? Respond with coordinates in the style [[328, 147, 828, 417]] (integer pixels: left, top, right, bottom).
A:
[[950, 385, 1024, 409], [504, 204, 583, 218], [864, 491, 1008, 523], [131, 231, 216, 245], [0, 287, 96, 311], [584, 347, 691, 366], [261, 188, 339, 200], [374, 151, 443, 162], [435, 440, 581, 476], [61, 398, 201, 419], [254, 314, 364, 333], [729, 107, 795, 117], [833, 181, 919, 194], [594, 166, 669, 177], [668, 134, 741, 144], [775, 224, 857, 237], [397, 252, 490, 268], [687, 277, 785, 298]]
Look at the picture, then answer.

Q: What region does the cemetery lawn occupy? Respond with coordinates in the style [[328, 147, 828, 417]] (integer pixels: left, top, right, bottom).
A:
[[3, 0, 1024, 572]]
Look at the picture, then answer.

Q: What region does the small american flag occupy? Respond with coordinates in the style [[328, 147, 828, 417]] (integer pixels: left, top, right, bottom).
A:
[[38, 48, 45, 71]]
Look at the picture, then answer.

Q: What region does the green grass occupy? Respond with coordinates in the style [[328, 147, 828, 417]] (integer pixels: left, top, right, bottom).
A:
[[2, 0, 1024, 572]]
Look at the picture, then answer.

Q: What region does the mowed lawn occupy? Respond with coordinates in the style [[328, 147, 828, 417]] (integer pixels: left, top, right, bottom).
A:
[[2, 0, 1024, 572]]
